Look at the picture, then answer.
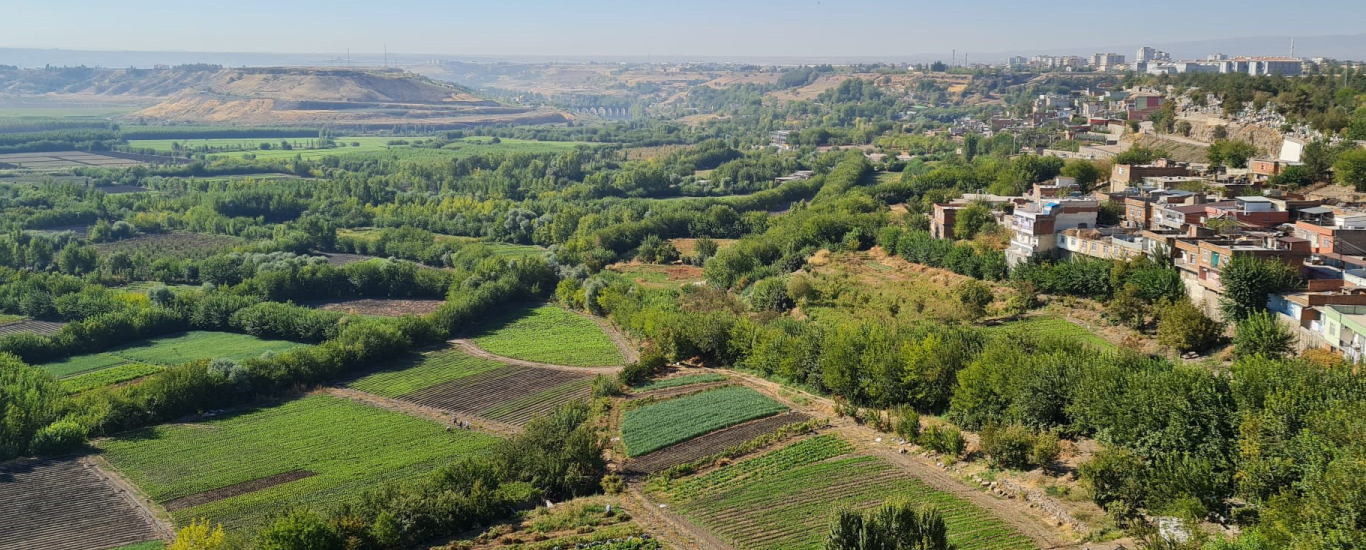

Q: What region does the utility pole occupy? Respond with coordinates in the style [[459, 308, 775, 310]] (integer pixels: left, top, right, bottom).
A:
[[952, 49, 956, 67]]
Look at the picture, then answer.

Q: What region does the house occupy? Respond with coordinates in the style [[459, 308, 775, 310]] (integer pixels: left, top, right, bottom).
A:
[[1057, 228, 1147, 261], [774, 170, 814, 184], [1005, 198, 1100, 266], [1203, 197, 1291, 229], [1315, 305, 1366, 361], [931, 203, 965, 240], [1292, 211, 1366, 256], [1174, 235, 1310, 316], [1249, 158, 1300, 181], [1110, 159, 1190, 191]]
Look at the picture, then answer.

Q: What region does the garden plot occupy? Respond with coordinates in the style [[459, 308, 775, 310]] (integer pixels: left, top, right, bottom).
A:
[[347, 347, 596, 427], [654, 434, 1036, 550], [311, 297, 446, 317], [98, 395, 499, 533], [471, 304, 625, 367], [94, 232, 241, 260], [0, 318, 64, 336], [621, 386, 788, 457], [0, 458, 165, 550], [625, 411, 810, 474], [39, 331, 306, 380], [0, 150, 143, 169]]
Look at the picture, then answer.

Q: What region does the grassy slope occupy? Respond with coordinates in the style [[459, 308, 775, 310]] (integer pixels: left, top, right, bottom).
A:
[[473, 305, 624, 367], [99, 395, 499, 532], [347, 348, 507, 397], [621, 386, 787, 457]]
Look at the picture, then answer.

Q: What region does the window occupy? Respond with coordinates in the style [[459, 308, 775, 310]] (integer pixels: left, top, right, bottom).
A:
[[1211, 252, 1221, 267]]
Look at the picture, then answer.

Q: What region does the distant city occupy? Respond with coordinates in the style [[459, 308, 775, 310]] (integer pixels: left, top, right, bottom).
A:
[[999, 44, 1355, 76]]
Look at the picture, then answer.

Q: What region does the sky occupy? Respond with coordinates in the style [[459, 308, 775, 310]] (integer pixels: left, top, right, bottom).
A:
[[3, 0, 1366, 59]]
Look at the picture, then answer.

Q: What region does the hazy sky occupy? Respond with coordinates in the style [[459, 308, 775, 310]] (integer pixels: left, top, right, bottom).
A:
[[4, 0, 1365, 57]]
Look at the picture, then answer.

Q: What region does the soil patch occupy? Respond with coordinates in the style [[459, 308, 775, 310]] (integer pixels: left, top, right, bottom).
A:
[[163, 470, 316, 511], [0, 457, 166, 550], [0, 319, 65, 336], [320, 252, 378, 266]]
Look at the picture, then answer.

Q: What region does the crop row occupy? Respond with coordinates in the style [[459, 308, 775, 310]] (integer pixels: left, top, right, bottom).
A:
[[347, 347, 506, 397], [98, 395, 499, 532], [671, 452, 1034, 550], [632, 373, 727, 392], [621, 386, 788, 457], [472, 305, 624, 367], [61, 362, 166, 393], [663, 434, 853, 501]]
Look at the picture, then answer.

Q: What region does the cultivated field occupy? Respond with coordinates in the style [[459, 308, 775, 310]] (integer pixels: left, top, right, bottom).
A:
[[98, 395, 499, 532], [311, 297, 446, 317], [632, 373, 728, 393], [348, 347, 595, 427], [320, 252, 378, 266], [61, 363, 167, 394], [0, 151, 143, 169], [128, 136, 393, 156], [40, 331, 306, 379], [93, 232, 242, 259], [608, 262, 706, 290], [654, 435, 1036, 550], [625, 412, 810, 474], [472, 305, 625, 367], [0, 318, 65, 336], [621, 386, 788, 457], [0, 458, 165, 550]]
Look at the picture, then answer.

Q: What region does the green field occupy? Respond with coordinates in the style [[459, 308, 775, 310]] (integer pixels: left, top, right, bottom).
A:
[[986, 315, 1114, 350], [656, 434, 1036, 550], [633, 373, 727, 392], [473, 305, 624, 367], [129, 136, 395, 157], [0, 107, 133, 118], [61, 363, 166, 394], [337, 228, 544, 259], [98, 395, 500, 532], [621, 386, 787, 457], [39, 331, 307, 379], [347, 347, 507, 397]]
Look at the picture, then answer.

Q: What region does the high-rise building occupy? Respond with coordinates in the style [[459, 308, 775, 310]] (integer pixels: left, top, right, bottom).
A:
[[1090, 53, 1125, 70], [1136, 46, 1156, 63]]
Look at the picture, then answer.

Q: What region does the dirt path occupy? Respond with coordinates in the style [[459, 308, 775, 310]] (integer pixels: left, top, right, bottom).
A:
[[722, 369, 1080, 550], [323, 387, 523, 437], [573, 311, 640, 364], [84, 455, 176, 542], [624, 485, 738, 550], [450, 339, 625, 374]]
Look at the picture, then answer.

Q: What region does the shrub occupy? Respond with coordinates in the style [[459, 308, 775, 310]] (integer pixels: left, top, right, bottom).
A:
[[894, 406, 920, 440], [1031, 431, 1061, 468], [592, 374, 624, 397], [169, 518, 227, 550], [1156, 299, 1223, 353], [918, 424, 965, 457], [1233, 311, 1295, 359], [28, 418, 87, 455], [980, 423, 1036, 469], [826, 501, 952, 550]]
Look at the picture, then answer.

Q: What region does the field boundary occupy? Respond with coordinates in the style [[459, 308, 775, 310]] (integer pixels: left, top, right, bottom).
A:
[[450, 338, 624, 374], [84, 454, 176, 541], [323, 386, 522, 437]]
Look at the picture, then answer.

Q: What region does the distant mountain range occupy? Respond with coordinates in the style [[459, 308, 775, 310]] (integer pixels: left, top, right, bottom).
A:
[[1, 33, 1364, 68]]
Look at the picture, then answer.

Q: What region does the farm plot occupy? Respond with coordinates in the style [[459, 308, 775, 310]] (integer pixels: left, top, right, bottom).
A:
[[472, 305, 624, 367], [39, 331, 306, 379], [0, 458, 165, 550], [398, 364, 594, 426], [632, 373, 728, 393], [320, 252, 378, 266], [0, 150, 143, 169], [655, 435, 1036, 550], [98, 395, 499, 532], [346, 347, 596, 427], [311, 297, 446, 317], [94, 232, 241, 260], [0, 318, 65, 336], [621, 386, 788, 457], [625, 412, 810, 474]]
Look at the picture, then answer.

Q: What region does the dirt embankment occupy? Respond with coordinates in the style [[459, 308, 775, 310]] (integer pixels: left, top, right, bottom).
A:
[[1180, 114, 1284, 155]]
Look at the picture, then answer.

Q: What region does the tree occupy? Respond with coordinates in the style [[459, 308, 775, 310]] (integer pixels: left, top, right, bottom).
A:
[[955, 280, 993, 321], [1208, 140, 1258, 169], [952, 204, 995, 241], [1156, 299, 1223, 353], [825, 500, 954, 550], [169, 519, 226, 550], [1114, 146, 1167, 165], [1219, 256, 1300, 321], [1334, 148, 1366, 191], [1060, 160, 1102, 193], [1268, 164, 1314, 187], [1233, 311, 1295, 359], [1212, 125, 1229, 140], [694, 236, 720, 260]]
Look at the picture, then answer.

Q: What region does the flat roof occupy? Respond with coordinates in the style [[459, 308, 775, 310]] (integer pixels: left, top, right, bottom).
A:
[[1299, 206, 1334, 215], [1237, 196, 1274, 202]]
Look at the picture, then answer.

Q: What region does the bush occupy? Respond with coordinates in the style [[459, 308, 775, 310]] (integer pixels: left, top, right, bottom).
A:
[[918, 424, 965, 457], [980, 423, 1036, 469], [1233, 311, 1295, 359], [749, 277, 795, 312], [28, 418, 88, 455], [169, 518, 227, 550], [618, 350, 667, 386], [1156, 299, 1223, 353], [592, 374, 624, 397], [894, 406, 920, 440]]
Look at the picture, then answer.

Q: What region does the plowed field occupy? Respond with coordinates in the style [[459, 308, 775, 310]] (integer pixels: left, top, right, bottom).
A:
[[0, 458, 164, 550]]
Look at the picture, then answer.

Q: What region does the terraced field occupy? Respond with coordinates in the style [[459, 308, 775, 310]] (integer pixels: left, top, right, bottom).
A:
[[0, 458, 165, 550], [347, 347, 595, 427], [472, 305, 625, 367], [98, 395, 499, 532], [39, 331, 306, 380], [654, 435, 1036, 550], [621, 386, 788, 457]]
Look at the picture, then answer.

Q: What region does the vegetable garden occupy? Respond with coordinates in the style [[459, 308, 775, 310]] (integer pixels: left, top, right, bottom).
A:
[[472, 304, 625, 367], [39, 331, 306, 381], [621, 386, 788, 457], [98, 395, 500, 532]]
